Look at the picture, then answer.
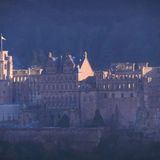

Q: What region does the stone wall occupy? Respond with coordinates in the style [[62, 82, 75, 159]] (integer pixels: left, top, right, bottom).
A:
[[80, 91, 97, 126], [97, 90, 140, 128], [0, 80, 12, 104]]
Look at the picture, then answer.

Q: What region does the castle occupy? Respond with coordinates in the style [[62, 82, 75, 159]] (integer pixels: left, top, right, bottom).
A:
[[0, 49, 159, 130]]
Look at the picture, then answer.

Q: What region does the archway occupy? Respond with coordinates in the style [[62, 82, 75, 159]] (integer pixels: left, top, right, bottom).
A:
[[58, 114, 70, 128]]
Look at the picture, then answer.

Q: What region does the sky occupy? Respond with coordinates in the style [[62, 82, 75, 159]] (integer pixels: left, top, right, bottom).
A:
[[0, 0, 160, 69]]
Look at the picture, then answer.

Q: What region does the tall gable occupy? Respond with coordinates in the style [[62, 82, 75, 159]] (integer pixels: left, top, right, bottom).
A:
[[63, 54, 76, 73], [78, 52, 94, 81], [43, 52, 58, 74]]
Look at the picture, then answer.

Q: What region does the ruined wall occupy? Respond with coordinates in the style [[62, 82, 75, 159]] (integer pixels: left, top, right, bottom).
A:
[[143, 67, 160, 129], [97, 91, 140, 128], [80, 91, 97, 126], [79, 89, 143, 128]]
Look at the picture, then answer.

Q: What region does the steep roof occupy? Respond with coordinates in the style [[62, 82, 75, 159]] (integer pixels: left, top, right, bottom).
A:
[[78, 52, 94, 81]]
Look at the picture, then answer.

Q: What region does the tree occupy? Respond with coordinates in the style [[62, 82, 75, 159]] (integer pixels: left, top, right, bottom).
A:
[[92, 109, 104, 127]]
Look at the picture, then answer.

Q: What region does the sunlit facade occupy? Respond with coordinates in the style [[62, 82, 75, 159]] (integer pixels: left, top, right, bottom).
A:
[[0, 50, 160, 129]]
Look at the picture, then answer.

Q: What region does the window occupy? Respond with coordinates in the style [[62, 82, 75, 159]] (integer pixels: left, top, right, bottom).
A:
[[89, 96, 92, 102], [121, 93, 124, 98], [128, 83, 131, 89], [17, 77, 19, 82], [104, 93, 108, 98], [130, 93, 134, 98], [69, 84, 72, 90], [111, 93, 115, 98], [113, 84, 117, 89]]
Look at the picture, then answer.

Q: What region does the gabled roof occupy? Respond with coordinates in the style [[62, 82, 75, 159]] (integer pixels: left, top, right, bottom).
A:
[[78, 52, 94, 81]]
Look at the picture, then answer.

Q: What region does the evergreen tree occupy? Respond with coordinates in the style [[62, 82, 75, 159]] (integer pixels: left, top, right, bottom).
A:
[[92, 109, 104, 127]]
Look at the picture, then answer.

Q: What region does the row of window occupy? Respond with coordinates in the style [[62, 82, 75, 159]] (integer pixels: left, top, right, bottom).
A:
[[83, 96, 93, 102], [39, 84, 77, 91], [41, 75, 77, 82], [17, 76, 74, 83], [103, 92, 134, 98], [98, 83, 136, 90], [13, 76, 28, 82], [44, 102, 77, 107], [0, 112, 19, 121], [43, 96, 77, 102], [108, 74, 142, 79]]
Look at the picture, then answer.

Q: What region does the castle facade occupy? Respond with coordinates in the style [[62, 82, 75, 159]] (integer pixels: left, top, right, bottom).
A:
[[0, 50, 159, 129]]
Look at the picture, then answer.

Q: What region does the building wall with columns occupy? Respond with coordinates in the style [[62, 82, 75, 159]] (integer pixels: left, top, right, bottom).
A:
[[36, 53, 81, 127]]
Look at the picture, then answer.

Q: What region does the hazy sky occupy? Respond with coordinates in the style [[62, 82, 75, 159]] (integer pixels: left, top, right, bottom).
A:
[[0, 0, 160, 68]]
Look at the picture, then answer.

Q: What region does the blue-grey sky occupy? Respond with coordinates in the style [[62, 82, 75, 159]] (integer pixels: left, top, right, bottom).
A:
[[0, 0, 160, 68]]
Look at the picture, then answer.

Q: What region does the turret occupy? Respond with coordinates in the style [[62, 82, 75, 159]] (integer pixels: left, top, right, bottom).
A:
[[44, 52, 58, 74], [63, 53, 75, 73]]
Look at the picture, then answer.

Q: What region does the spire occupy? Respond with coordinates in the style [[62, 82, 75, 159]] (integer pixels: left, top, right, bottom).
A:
[[48, 52, 52, 58], [63, 53, 76, 73], [1, 33, 6, 55], [78, 51, 94, 81], [45, 52, 58, 74], [84, 51, 88, 59]]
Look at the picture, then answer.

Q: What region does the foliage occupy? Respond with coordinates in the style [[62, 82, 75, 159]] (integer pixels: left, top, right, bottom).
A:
[[92, 109, 104, 127], [0, 139, 160, 160]]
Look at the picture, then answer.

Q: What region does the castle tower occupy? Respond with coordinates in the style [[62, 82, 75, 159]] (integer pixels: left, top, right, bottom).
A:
[[0, 51, 13, 80], [44, 52, 58, 74], [63, 53, 75, 73]]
